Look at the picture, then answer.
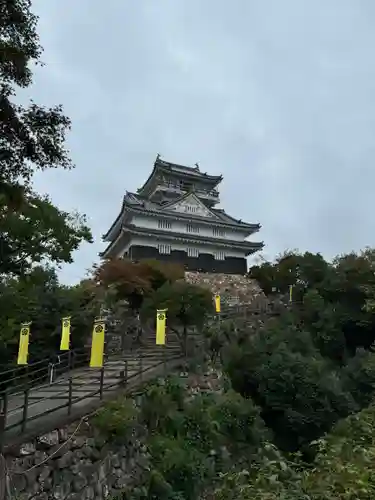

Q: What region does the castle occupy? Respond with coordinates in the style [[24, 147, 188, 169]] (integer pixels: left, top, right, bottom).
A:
[[102, 156, 263, 275]]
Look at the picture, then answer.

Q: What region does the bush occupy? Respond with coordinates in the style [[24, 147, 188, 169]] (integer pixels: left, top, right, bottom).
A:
[[224, 319, 358, 451], [93, 397, 139, 442], [343, 348, 375, 406]]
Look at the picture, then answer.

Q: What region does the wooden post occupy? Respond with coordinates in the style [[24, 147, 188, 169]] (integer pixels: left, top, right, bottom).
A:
[[21, 387, 29, 432], [99, 367, 104, 399], [68, 378, 73, 415], [139, 353, 143, 382], [0, 392, 6, 454], [163, 345, 166, 375], [0, 454, 5, 500]]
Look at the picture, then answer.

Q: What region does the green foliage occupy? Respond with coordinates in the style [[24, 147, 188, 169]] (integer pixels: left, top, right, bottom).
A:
[[95, 258, 184, 312], [213, 404, 375, 499], [103, 374, 267, 499], [141, 281, 213, 330], [343, 349, 375, 407], [1, 193, 92, 276], [93, 397, 140, 442], [0, 267, 101, 365], [225, 323, 357, 451], [0, 0, 92, 276]]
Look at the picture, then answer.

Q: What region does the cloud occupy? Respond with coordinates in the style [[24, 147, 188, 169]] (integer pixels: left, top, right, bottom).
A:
[[27, 0, 375, 283]]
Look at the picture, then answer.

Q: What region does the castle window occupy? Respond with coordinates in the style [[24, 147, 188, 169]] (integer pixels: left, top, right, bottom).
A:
[[187, 247, 199, 257], [213, 250, 225, 260], [158, 244, 171, 254], [185, 205, 198, 213], [186, 224, 199, 233], [158, 219, 172, 229], [213, 227, 226, 238]]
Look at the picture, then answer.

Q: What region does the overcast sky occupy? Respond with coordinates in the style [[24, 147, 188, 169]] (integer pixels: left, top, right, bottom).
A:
[[27, 0, 375, 284]]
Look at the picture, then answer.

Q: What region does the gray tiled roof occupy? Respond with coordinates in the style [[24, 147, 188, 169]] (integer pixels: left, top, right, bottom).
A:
[[103, 224, 263, 257], [123, 192, 259, 230], [155, 158, 223, 181]]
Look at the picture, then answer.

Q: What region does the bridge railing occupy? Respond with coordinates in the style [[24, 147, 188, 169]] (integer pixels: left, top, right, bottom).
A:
[[0, 348, 183, 450], [0, 299, 295, 448]]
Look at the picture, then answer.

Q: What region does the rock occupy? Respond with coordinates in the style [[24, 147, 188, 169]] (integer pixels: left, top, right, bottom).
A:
[[38, 430, 59, 448], [115, 476, 128, 489], [102, 484, 110, 498], [52, 482, 72, 500], [58, 428, 69, 442], [82, 446, 94, 458], [56, 450, 74, 469], [66, 494, 82, 500], [110, 454, 121, 468], [25, 468, 38, 488], [82, 486, 95, 500], [49, 441, 71, 459], [33, 451, 48, 465], [41, 477, 53, 491], [38, 466, 51, 482], [10, 473, 27, 493], [20, 443, 36, 455], [79, 462, 96, 476], [33, 493, 48, 500], [71, 436, 86, 449], [73, 473, 88, 492]]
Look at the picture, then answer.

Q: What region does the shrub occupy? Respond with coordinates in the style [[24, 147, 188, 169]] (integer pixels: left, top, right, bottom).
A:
[[93, 397, 139, 441]]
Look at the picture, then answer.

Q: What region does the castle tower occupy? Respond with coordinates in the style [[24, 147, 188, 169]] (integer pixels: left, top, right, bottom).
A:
[[101, 156, 263, 274]]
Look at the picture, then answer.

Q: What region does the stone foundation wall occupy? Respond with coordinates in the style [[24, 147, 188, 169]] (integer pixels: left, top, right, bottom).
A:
[[1, 369, 227, 500], [185, 271, 265, 305], [3, 420, 147, 500]]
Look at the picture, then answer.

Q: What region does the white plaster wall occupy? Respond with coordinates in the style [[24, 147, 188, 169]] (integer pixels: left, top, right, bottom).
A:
[[132, 215, 247, 242]]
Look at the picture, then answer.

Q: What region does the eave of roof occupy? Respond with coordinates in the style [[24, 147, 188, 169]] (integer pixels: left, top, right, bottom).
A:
[[101, 225, 263, 258], [102, 190, 262, 241], [126, 224, 261, 250], [137, 157, 222, 196], [126, 203, 260, 231]]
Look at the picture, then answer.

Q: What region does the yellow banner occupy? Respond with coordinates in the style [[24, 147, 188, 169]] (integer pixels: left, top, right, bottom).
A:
[[156, 309, 167, 345], [17, 322, 31, 365], [89, 318, 105, 368], [60, 316, 71, 350], [289, 285, 293, 303], [215, 294, 221, 313]]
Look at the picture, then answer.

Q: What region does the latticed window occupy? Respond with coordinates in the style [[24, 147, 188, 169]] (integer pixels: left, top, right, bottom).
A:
[[185, 205, 198, 213], [213, 250, 225, 260], [186, 224, 199, 233], [187, 247, 199, 257], [213, 227, 226, 237], [158, 244, 171, 254], [158, 219, 172, 229]]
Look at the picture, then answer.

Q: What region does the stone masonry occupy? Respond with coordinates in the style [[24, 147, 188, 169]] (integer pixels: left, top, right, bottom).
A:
[[2, 418, 148, 500], [1, 367, 227, 500]]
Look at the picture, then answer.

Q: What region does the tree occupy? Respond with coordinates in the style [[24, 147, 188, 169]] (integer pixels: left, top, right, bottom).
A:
[[0, 193, 92, 275], [95, 258, 184, 312], [141, 281, 214, 351], [248, 251, 329, 298], [223, 316, 358, 452], [0, 267, 101, 365], [0, 0, 92, 275]]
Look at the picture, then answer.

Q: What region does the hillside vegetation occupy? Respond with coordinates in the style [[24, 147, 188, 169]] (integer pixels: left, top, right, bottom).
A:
[[89, 249, 375, 499]]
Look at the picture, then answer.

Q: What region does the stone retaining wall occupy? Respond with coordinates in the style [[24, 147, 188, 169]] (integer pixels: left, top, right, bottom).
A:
[[184, 271, 265, 305], [3, 419, 147, 500], [1, 368, 225, 500]]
